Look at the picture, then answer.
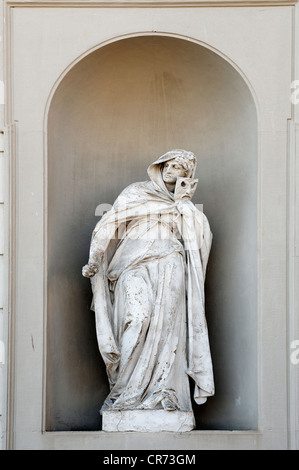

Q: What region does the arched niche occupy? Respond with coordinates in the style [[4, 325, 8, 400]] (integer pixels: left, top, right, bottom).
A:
[[46, 35, 258, 431]]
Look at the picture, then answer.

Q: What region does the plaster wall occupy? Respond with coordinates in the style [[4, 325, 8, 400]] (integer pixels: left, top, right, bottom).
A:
[[0, 0, 297, 450]]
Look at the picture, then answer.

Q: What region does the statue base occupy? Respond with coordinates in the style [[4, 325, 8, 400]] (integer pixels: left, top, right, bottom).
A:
[[101, 409, 196, 432]]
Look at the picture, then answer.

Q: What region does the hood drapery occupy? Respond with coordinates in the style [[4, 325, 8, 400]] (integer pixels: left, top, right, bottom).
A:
[[147, 149, 197, 195]]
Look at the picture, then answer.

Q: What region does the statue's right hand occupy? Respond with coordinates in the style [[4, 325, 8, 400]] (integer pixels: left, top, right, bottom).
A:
[[82, 263, 99, 278]]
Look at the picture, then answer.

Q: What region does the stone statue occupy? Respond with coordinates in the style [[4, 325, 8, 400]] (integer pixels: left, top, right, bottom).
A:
[[82, 149, 214, 431]]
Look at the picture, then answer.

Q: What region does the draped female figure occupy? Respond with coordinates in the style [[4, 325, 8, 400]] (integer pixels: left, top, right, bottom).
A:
[[82, 149, 214, 429]]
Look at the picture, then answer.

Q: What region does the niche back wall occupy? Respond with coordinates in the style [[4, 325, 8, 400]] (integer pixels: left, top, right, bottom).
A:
[[47, 35, 257, 431]]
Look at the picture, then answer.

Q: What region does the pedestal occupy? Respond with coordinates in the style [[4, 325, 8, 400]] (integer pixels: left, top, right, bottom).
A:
[[102, 409, 196, 432]]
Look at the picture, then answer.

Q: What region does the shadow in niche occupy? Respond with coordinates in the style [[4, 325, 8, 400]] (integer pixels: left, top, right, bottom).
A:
[[46, 215, 110, 431], [193, 231, 258, 431], [46, 34, 257, 432]]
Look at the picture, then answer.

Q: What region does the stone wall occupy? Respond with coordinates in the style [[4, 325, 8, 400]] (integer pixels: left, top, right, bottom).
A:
[[0, 0, 298, 450]]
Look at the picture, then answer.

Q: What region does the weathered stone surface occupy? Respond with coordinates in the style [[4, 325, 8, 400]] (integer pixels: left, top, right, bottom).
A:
[[83, 150, 214, 431], [102, 410, 196, 432]]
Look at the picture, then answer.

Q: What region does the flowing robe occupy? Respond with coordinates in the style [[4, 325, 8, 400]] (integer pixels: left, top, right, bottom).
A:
[[87, 159, 214, 412]]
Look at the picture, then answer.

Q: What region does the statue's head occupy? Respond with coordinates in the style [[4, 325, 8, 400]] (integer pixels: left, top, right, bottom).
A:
[[147, 149, 197, 190], [161, 153, 196, 185], [158, 149, 196, 170]]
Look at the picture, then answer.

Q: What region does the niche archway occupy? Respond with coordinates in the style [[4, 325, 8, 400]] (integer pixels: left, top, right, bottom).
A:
[[46, 35, 258, 431]]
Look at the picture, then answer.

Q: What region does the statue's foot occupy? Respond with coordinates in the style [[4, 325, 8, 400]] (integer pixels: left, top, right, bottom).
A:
[[161, 397, 178, 411]]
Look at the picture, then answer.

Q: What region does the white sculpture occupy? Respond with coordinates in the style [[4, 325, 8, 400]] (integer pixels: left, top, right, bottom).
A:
[[82, 149, 214, 432]]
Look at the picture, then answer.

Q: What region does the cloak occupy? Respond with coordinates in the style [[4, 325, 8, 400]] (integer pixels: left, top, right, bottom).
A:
[[87, 150, 214, 407]]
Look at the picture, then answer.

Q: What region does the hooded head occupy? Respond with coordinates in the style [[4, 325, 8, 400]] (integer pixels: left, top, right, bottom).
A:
[[147, 149, 197, 193]]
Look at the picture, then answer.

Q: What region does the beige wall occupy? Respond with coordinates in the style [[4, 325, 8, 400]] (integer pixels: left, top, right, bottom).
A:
[[0, 0, 298, 450]]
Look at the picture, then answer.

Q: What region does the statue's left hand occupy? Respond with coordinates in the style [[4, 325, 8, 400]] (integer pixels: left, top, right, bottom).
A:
[[82, 263, 99, 278]]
